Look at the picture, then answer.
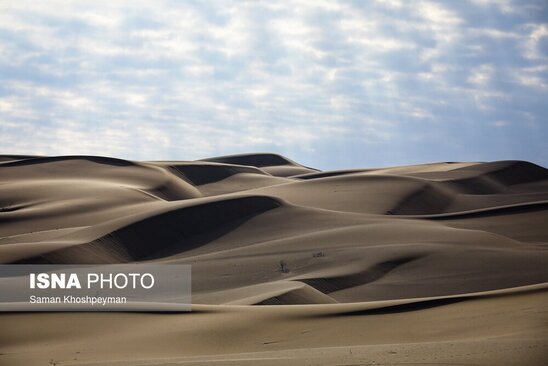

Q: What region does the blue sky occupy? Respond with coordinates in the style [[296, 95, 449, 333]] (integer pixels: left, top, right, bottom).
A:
[[0, 0, 546, 170]]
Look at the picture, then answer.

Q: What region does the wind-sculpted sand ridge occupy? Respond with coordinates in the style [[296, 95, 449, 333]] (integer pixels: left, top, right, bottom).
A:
[[0, 153, 547, 365]]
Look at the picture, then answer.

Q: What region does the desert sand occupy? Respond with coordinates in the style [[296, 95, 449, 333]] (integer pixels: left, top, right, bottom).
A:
[[0, 153, 547, 365]]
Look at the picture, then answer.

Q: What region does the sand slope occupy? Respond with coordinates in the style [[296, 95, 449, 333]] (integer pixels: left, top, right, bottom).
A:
[[0, 153, 547, 365]]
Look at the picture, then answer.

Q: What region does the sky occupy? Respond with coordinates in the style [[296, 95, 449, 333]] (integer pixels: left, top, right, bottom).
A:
[[0, 0, 547, 170]]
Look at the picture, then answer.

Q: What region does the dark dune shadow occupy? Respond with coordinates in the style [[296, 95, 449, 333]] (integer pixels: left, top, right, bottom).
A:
[[13, 195, 283, 264], [321, 297, 467, 317], [300, 255, 422, 294], [168, 164, 265, 186], [201, 153, 296, 167], [0, 155, 136, 167], [423, 200, 548, 220]]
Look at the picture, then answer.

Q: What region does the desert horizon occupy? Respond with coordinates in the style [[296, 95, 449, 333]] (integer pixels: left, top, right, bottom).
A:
[[0, 152, 547, 365], [2, 0, 547, 364]]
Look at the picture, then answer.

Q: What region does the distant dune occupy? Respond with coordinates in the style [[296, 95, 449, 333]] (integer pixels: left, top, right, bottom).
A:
[[0, 153, 547, 365]]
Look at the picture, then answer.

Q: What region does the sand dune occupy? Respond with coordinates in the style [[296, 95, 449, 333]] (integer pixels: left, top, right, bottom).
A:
[[0, 153, 547, 365]]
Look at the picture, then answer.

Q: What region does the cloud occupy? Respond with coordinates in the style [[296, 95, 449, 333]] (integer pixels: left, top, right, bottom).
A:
[[523, 23, 548, 60], [468, 64, 495, 85], [0, 0, 546, 168], [492, 120, 510, 127]]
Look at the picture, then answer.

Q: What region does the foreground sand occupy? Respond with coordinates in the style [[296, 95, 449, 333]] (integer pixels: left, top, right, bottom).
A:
[[0, 153, 547, 365]]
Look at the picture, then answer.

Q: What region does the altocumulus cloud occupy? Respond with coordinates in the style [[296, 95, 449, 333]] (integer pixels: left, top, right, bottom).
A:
[[0, 0, 546, 168]]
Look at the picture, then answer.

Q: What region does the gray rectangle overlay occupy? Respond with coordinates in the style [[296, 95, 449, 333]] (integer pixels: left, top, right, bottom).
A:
[[0, 264, 191, 311]]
